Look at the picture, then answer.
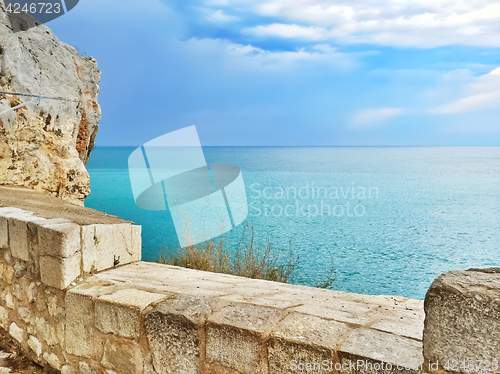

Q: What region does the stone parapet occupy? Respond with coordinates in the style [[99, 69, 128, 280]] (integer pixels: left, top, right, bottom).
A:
[[80, 262, 425, 374], [0, 202, 431, 374], [0, 207, 141, 289]]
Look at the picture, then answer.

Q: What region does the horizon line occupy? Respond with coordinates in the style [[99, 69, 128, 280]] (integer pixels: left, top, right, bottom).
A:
[[92, 145, 500, 148]]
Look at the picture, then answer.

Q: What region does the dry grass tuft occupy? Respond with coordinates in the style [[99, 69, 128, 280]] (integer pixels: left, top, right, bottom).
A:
[[157, 223, 299, 283], [157, 223, 337, 288]]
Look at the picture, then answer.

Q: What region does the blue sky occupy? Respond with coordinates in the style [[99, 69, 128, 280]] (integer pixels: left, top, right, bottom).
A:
[[49, 0, 500, 146]]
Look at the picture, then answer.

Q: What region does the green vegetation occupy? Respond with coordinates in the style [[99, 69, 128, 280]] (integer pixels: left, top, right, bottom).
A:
[[315, 264, 337, 290], [157, 223, 337, 288]]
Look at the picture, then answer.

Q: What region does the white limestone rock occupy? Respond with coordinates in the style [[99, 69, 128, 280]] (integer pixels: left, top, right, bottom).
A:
[[0, 1, 101, 205]]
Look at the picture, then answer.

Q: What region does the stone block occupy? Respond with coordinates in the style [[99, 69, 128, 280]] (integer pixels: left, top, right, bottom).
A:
[[13, 261, 27, 278], [145, 294, 216, 374], [38, 222, 81, 257], [65, 292, 99, 359], [4, 266, 14, 284], [96, 288, 166, 339], [338, 328, 424, 374], [7, 211, 35, 261], [0, 305, 8, 329], [101, 336, 143, 374], [78, 362, 97, 374], [81, 224, 97, 273], [61, 365, 77, 374], [26, 282, 38, 303], [91, 224, 142, 272], [370, 307, 425, 340], [131, 225, 142, 256], [0, 207, 29, 217], [0, 216, 7, 249], [424, 268, 500, 373], [268, 313, 350, 374], [28, 335, 42, 357], [115, 224, 141, 263], [18, 307, 31, 323], [35, 316, 50, 343], [114, 223, 132, 254], [206, 303, 284, 374], [25, 217, 72, 276], [204, 363, 245, 374], [5, 291, 14, 309], [9, 322, 25, 344], [288, 298, 376, 325], [43, 352, 62, 371], [40, 251, 81, 289], [94, 224, 115, 271], [70, 277, 123, 298], [26, 220, 42, 276]]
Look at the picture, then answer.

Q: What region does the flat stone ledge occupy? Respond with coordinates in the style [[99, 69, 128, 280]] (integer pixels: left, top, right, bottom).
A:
[[80, 261, 425, 374], [0, 186, 130, 225]]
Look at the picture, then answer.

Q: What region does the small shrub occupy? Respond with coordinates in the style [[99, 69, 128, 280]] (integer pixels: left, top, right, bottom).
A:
[[157, 223, 299, 283], [315, 265, 337, 289], [157, 223, 337, 289]]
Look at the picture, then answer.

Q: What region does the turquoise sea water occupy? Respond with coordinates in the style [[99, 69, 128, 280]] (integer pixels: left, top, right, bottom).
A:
[[85, 146, 500, 300]]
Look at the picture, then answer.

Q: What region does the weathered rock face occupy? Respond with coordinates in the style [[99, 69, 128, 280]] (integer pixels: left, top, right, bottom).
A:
[[0, 1, 101, 205], [423, 268, 500, 373]]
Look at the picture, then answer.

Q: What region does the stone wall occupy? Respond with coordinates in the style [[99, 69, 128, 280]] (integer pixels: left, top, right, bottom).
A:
[[0, 188, 429, 374], [1, 187, 496, 374], [0, 204, 141, 372]]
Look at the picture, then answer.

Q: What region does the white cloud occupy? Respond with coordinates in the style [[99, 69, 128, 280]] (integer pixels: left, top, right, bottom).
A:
[[431, 66, 500, 114], [204, 0, 230, 5], [351, 107, 405, 129], [206, 9, 239, 23], [432, 92, 500, 114], [245, 0, 500, 48], [488, 67, 500, 75], [180, 37, 356, 71], [245, 23, 329, 40]]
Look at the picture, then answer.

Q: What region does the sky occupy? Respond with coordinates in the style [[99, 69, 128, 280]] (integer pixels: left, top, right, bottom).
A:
[[47, 0, 500, 146]]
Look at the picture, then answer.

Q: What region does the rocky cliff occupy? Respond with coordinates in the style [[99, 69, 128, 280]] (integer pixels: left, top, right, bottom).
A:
[[0, 1, 100, 205]]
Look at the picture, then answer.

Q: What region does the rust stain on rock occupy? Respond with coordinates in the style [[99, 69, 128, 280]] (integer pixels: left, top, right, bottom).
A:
[[76, 111, 89, 158]]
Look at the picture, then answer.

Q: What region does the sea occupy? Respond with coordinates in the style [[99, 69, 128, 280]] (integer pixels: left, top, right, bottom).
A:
[[85, 146, 500, 300]]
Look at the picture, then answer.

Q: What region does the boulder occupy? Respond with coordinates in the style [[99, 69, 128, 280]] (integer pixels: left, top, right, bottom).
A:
[[423, 268, 500, 373], [0, 0, 101, 205]]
